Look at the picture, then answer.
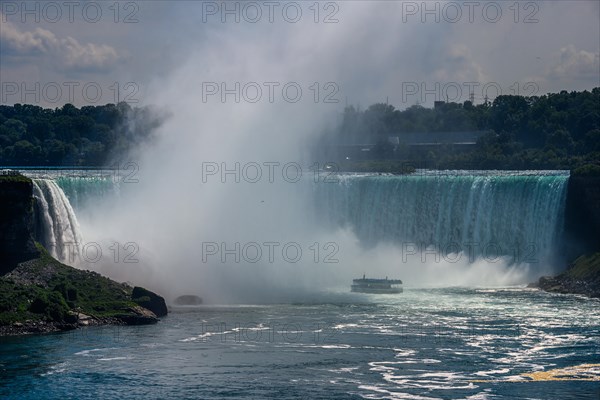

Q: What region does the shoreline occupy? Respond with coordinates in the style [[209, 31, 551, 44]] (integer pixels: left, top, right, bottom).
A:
[[0, 251, 168, 338], [532, 253, 600, 299]]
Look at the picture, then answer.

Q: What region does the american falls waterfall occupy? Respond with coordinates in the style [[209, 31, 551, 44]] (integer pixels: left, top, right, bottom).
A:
[[313, 171, 570, 265], [32, 179, 83, 263]]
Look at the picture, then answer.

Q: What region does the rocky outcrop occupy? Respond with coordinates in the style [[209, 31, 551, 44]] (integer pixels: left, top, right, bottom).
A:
[[537, 253, 600, 298], [114, 306, 159, 325], [0, 174, 39, 274], [0, 253, 167, 336], [132, 286, 168, 317], [174, 295, 203, 306], [0, 320, 78, 336], [537, 276, 600, 298]]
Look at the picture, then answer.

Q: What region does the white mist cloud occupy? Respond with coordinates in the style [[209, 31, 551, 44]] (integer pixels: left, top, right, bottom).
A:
[[73, 40, 542, 303], [0, 15, 120, 73], [74, 22, 342, 302], [431, 44, 488, 83], [548, 45, 600, 81]]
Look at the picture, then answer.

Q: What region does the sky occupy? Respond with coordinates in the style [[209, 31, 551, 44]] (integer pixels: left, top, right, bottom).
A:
[[1, 0, 599, 109]]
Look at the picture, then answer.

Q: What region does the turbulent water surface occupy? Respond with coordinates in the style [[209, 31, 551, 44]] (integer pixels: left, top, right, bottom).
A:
[[1, 288, 599, 399]]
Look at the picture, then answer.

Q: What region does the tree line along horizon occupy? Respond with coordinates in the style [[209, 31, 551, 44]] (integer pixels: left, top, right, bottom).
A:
[[321, 87, 599, 172], [0, 102, 165, 167], [0, 88, 598, 172]]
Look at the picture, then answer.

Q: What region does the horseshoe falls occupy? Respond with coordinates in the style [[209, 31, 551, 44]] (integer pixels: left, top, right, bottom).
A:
[[53, 174, 121, 211], [24, 169, 570, 276], [314, 171, 569, 266]]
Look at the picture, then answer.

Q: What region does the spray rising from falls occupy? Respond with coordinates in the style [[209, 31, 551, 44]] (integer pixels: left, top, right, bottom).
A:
[[27, 170, 571, 296], [39, 170, 570, 269], [314, 171, 570, 265], [32, 179, 83, 263]]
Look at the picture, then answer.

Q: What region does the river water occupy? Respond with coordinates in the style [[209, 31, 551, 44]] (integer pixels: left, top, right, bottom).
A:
[[1, 288, 598, 399]]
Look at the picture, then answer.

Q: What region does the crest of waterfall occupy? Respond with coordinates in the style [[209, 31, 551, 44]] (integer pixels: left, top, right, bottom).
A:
[[314, 171, 569, 265], [32, 179, 83, 264], [55, 175, 121, 211]]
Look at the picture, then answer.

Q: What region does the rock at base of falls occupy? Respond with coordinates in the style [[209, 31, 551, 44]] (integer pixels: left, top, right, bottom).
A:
[[173, 295, 203, 306]]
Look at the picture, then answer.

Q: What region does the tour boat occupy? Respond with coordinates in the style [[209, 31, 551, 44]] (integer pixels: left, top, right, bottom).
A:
[[351, 275, 403, 294]]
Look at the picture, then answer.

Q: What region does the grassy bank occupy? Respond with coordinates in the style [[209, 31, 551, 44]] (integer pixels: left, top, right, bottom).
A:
[[0, 244, 165, 334]]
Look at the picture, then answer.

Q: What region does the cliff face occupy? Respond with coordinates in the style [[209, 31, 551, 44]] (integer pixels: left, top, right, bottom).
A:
[[563, 176, 600, 259], [538, 253, 600, 298], [0, 173, 168, 336], [535, 174, 600, 298], [0, 175, 39, 274], [1, 250, 168, 335]]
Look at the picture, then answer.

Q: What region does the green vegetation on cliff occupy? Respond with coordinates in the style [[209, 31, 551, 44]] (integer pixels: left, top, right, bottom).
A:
[[538, 253, 600, 298], [0, 174, 33, 184], [565, 253, 600, 281], [572, 164, 600, 177], [0, 244, 166, 333]]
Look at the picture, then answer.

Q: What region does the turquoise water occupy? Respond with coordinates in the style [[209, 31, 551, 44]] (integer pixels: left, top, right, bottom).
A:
[[1, 288, 599, 399], [20, 169, 122, 211], [23, 169, 570, 265], [314, 171, 569, 263]]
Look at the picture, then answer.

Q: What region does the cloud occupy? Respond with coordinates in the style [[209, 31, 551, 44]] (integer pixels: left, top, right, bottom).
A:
[[548, 45, 600, 82], [431, 44, 488, 83], [1, 1, 597, 107], [0, 16, 119, 73]]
